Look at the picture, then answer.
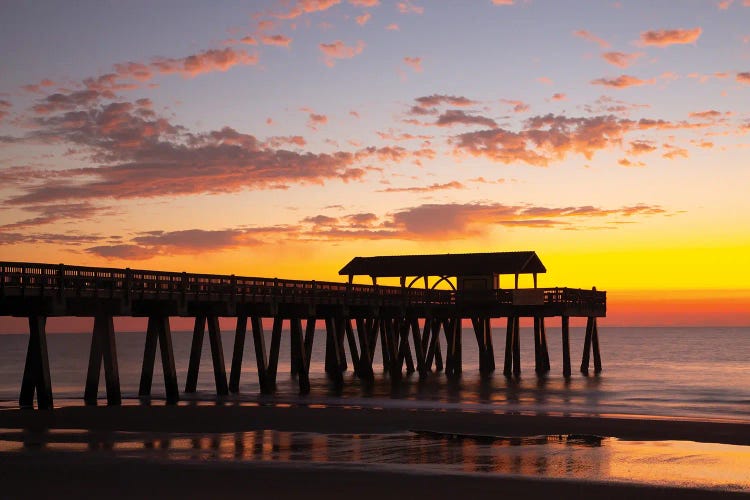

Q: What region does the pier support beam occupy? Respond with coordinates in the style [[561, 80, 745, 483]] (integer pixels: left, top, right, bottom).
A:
[[184, 315, 206, 393], [290, 317, 310, 394], [84, 315, 121, 406], [533, 317, 550, 375], [580, 316, 602, 375], [561, 316, 571, 378], [139, 315, 179, 404], [266, 316, 283, 391], [344, 318, 361, 377], [472, 317, 494, 377], [19, 316, 53, 410], [251, 316, 271, 394], [184, 315, 229, 396], [228, 315, 248, 393], [324, 317, 344, 384], [355, 318, 374, 383], [503, 316, 521, 378]]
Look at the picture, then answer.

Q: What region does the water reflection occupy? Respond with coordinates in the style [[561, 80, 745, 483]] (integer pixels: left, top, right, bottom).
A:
[[0, 428, 748, 491]]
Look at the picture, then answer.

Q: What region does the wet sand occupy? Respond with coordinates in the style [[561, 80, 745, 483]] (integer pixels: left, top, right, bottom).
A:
[[2, 403, 750, 445], [1, 403, 749, 499]]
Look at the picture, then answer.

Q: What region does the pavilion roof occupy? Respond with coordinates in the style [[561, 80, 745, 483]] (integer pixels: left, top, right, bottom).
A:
[[338, 251, 546, 278]]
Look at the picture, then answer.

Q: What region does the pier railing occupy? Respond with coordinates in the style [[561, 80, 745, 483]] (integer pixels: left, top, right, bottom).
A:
[[0, 261, 605, 309]]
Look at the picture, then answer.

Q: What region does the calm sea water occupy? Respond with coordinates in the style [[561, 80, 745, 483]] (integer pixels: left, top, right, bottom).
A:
[[1, 326, 749, 421]]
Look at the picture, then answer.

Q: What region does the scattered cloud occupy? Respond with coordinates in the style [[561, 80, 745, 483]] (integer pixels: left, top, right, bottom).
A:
[[1, 101, 368, 205], [261, 34, 293, 47], [355, 12, 371, 25], [737, 72, 750, 84], [274, 0, 341, 19], [537, 76, 553, 85], [403, 56, 422, 72], [573, 29, 611, 49], [501, 99, 530, 113], [305, 202, 668, 240], [349, 0, 380, 6], [306, 111, 329, 129], [491, 0, 515, 5], [319, 40, 365, 66], [145, 48, 259, 78], [0, 100, 11, 121], [397, 1, 424, 14], [591, 74, 654, 88], [639, 27, 702, 47], [377, 181, 465, 193], [601, 51, 643, 68], [628, 140, 657, 155], [239, 36, 258, 45], [436, 110, 497, 128], [550, 93, 567, 101], [385, 23, 399, 30]]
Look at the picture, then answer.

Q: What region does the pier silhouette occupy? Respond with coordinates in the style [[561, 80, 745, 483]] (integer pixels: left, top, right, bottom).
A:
[[0, 252, 605, 409]]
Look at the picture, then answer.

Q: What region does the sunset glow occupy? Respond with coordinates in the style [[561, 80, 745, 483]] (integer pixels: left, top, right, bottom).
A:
[[1, 1, 748, 325]]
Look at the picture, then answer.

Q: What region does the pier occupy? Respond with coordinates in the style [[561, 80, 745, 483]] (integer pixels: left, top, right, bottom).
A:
[[0, 251, 605, 409]]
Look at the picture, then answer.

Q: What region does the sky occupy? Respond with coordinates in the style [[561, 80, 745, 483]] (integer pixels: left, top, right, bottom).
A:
[[0, 0, 749, 326]]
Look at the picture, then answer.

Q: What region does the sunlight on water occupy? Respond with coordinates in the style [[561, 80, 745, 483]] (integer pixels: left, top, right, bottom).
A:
[[0, 429, 748, 492]]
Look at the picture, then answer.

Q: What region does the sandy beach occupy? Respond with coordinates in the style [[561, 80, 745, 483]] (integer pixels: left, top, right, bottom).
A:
[[1, 403, 749, 499]]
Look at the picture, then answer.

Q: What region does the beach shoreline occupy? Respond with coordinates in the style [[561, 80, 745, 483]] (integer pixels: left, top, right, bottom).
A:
[[2, 403, 750, 499], [2, 401, 749, 445]]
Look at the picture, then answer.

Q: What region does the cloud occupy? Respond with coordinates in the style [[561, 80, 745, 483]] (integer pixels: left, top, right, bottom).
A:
[[86, 226, 294, 259], [718, 0, 734, 8], [264, 135, 307, 148], [404, 56, 422, 72], [537, 76, 553, 85], [306, 202, 667, 240], [601, 51, 643, 68], [319, 40, 365, 66], [32, 90, 104, 114], [639, 27, 702, 47], [377, 181, 465, 193], [628, 140, 656, 155], [662, 143, 689, 159], [397, 1, 424, 14], [491, 0, 515, 5], [500, 99, 530, 113], [274, 0, 341, 19], [385, 23, 399, 30], [0, 100, 10, 121], [21, 79, 57, 94], [451, 113, 660, 166], [688, 110, 728, 120], [435, 110, 497, 128], [239, 36, 258, 45], [550, 93, 567, 101], [150, 48, 259, 78], [306, 111, 328, 129], [0, 232, 102, 246], [0, 203, 113, 230], [573, 29, 611, 49], [355, 12, 371, 25], [591, 74, 654, 88], [2, 101, 366, 205], [261, 34, 293, 47], [737, 72, 750, 84], [349, 0, 380, 6]]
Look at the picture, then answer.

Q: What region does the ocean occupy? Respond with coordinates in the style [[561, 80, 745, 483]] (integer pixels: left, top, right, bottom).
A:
[[1, 325, 748, 421]]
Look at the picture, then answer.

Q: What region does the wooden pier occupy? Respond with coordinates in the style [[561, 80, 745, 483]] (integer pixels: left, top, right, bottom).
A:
[[0, 252, 605, 409]]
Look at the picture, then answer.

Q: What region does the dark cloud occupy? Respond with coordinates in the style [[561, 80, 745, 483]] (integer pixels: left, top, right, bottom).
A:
[[435, 110, 497, 128]]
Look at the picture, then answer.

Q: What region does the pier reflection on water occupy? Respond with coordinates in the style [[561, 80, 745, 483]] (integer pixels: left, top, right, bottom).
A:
[[1, 428, 749, 492]]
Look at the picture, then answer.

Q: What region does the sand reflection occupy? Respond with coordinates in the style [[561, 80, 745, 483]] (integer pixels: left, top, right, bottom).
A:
[[0, 429, 748, 491]]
